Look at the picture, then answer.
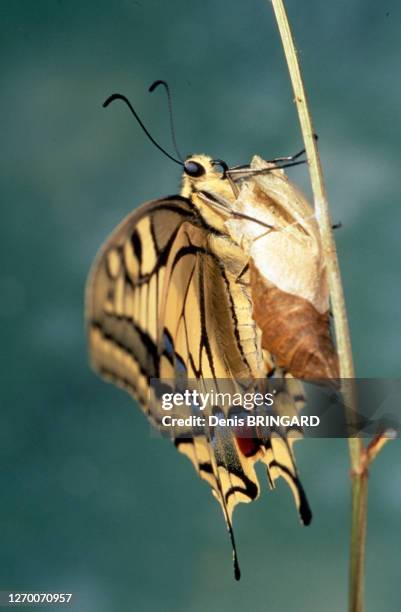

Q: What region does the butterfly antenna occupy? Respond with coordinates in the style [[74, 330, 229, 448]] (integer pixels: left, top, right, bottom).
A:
[[149, 80, 184, 163], [103, 93, 183, 166]]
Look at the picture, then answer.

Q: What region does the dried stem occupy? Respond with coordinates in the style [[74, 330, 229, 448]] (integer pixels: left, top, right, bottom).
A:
[[269, 1, 365, 610]]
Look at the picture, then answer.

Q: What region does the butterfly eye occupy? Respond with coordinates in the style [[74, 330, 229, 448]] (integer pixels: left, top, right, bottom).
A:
[[184, 160, 206, 177]]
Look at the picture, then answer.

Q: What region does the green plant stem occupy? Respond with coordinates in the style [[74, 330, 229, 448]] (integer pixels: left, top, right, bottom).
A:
[[350, 465, 368, 612], [269, 1, 366, 610]]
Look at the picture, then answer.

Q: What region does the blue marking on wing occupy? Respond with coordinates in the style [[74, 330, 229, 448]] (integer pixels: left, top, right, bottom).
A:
[[175, 355, 187, 375], [163, 331, 174, 357], [163, 329, 188, 377]]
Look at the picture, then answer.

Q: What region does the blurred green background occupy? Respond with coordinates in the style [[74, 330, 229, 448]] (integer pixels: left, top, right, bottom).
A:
[[1, 1, 400, 610]]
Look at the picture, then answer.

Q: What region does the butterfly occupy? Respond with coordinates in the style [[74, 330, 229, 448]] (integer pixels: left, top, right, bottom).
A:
[[86, 81, 338, 579]]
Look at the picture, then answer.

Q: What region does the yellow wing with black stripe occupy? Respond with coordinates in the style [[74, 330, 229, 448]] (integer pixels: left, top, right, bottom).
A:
[[86, 195, 311, 579]]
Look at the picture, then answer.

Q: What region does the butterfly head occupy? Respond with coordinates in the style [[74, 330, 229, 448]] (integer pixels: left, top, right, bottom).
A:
[[181, 154, 235, 203]]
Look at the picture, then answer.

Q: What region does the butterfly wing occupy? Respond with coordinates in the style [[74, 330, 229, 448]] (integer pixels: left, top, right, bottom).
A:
[[86, 196, 193, 406], [86, 195, 311, 578]]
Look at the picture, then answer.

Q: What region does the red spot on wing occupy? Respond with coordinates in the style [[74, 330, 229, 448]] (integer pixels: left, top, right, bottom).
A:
[[236, 433, 261, 457]]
